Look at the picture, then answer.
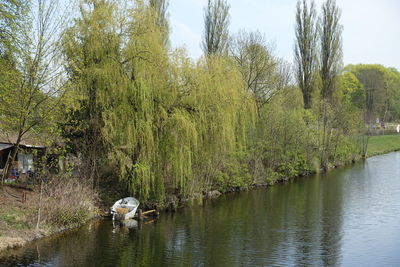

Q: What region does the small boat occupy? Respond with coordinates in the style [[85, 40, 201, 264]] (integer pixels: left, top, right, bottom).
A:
[[110, 197, 140, 221]]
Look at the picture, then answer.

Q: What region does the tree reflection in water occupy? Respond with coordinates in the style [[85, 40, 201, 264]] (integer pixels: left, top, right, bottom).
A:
[[1, 152, 400, 267]]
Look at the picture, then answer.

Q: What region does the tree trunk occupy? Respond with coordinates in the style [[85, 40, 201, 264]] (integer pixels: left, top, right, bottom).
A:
[[36, 179, 44, 231]]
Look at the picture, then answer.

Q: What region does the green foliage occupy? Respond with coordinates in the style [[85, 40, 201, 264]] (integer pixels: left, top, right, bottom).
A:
[[61, 0, 122, 185], [62, 1, 255, 204], [338, 72, 365, 109], [0, 0, 66, 184], [312, 95, 361, 168], [0, 0, 379, 207], [345, 64, 400, 122], [214, 152, 252, 192], [230, 30, 286, 111], [0, 0, 29, 54], [250, 88, 319, 183]]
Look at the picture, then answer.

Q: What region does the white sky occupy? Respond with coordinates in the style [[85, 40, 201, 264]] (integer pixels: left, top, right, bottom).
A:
[[169, 0, 400, 70]]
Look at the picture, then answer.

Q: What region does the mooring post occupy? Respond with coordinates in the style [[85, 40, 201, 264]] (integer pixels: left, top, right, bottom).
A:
[[137, 209, 143, 220]]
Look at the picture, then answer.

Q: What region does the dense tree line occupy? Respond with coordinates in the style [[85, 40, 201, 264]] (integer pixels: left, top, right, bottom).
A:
[[1, 0, 398, 206], [345, 64, 400, 122]]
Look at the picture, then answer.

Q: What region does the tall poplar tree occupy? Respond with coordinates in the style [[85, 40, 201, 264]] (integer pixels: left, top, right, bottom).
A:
[[319, 0, 342, 101], [149, 0, 169, 47], [202, 0, 230, 56], [318, 0, 343, 168], [294, 0, 318, 109]]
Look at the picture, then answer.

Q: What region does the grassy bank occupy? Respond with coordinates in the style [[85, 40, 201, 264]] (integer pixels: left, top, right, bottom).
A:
[[0, 179, 98, 252], [0, 186, 37, 252], [367, 135, 400, 157]]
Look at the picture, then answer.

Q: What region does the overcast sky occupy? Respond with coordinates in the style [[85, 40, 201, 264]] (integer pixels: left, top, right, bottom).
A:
[[169, 0, 400, 70]]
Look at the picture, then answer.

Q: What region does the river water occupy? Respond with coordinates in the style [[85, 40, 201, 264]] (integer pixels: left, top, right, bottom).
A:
[[1, 152, 400, 266]]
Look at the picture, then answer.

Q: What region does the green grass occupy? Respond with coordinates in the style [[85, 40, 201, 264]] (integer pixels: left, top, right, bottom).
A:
[[0, 210, 29, 230], [367, 135, 400, 157]]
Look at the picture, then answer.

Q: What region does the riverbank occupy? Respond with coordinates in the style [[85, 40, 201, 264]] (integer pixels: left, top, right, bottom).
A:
[[162, 134, 400, 210], [367, 134, 400, 157], [0, 179, 98, 252], [3, 151, 400, 267], [1, 135, 400, 253]]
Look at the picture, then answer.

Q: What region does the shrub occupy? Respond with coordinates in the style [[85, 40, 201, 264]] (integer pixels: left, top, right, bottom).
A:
[[37, 177, 97, 228]]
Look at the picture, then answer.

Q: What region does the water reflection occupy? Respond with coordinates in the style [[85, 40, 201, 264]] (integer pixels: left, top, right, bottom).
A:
[[1, 152, 400, 266]]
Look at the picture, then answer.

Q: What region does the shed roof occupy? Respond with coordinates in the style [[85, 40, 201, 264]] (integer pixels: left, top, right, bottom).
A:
[[0, 131, 46, 148], [0, 143, 13, 151]]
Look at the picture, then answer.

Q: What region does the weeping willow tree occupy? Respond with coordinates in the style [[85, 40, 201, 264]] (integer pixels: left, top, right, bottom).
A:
[[62, 0, 174, 201], [171, 55, 256, 195], [97, 0, 171, 202], [100, 0, 255, 203], [62, 0, 122, 187], [60, 0, 257, 204]]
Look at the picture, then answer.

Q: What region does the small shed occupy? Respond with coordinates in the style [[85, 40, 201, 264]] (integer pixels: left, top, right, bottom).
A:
[[0, 134, 46, 181]]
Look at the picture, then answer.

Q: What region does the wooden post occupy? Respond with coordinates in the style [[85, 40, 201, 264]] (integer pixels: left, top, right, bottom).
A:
[[22, 191, 27, 203], [137, 209, 143, 220]]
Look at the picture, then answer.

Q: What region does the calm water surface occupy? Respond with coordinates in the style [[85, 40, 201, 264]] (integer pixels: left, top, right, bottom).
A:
[[1, 152, 400, 266]]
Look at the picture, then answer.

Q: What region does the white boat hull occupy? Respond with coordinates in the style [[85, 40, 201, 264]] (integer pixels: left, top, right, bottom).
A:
[[111, 197, 140, 221]]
